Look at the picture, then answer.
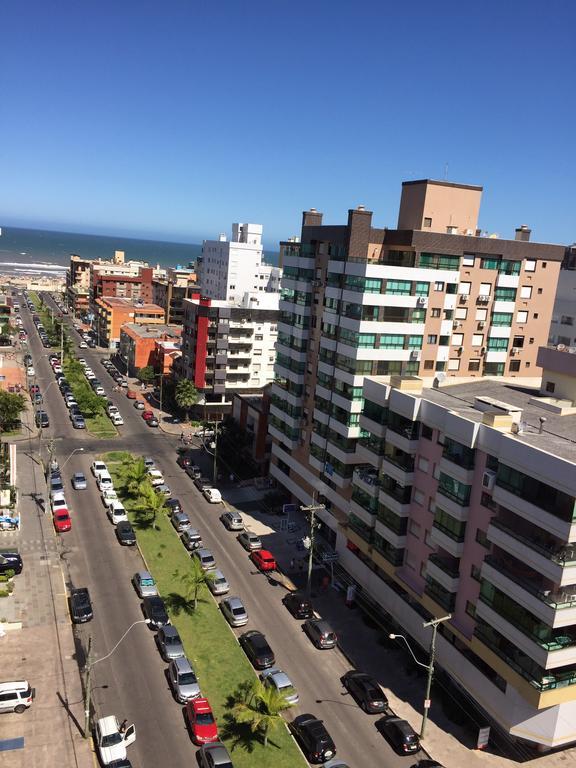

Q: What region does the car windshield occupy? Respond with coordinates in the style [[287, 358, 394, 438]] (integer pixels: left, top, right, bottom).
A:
[[166, 635, 180, 646], [101, 732, 123, 747], [141, 578, 154, 586], [195, 712, 215, 725], [232, 607, 245, 616], [178, 671, 197, 685]]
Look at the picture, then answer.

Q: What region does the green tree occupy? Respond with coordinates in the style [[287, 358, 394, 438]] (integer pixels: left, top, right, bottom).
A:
[[74, 388, 103, 418], [175, 379, 199, 421], [171, 557, 215, 613], [231, 679, 292, 747], [120, 456, 149, 498], [0, 391, 27, 431], [134, 484, 166, 529], [136, 365, 155, 385]]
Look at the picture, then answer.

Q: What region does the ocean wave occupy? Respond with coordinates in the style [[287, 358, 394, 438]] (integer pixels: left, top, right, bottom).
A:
[[0, 261, 67, 272]]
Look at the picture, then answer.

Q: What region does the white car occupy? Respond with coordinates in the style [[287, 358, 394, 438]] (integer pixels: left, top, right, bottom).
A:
[[101, 488, 118, 506], [107, 405, 119, 416], [26, 366, 35, 377], [97, 473, 113, 491], [107, 500, 128, 525], [51, 493, 68, 513], [91, 461, 108, 478], [94, 715, 136, 766], [203, 488, 222, 504], [95, 386, 106, 396], [111, 413, 124, 425], [148, 469, 165, 487], [79, 341, 88, 349], [53, 364, 63, 374]]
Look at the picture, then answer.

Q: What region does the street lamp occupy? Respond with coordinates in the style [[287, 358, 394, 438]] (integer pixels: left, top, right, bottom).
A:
[[389, 614, 451, 739], [83, 619, 150, 738], [300, 492, 324, 597], [59, 447, 85, 470], [196, 397, 219, 484]]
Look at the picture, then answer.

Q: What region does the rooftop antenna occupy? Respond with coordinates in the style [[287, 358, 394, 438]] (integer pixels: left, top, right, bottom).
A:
[[444, 162, 449, 181]]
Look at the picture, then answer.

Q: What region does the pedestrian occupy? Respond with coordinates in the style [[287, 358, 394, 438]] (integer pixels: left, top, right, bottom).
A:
[[119, 719, 128, 733], [180, 431, 184, 443]]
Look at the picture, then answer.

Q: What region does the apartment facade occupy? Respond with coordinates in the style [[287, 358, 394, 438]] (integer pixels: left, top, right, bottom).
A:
[[90, 262, 154, 312], [179, 293, 279, 416], [549, 247, 576, 349], [118, 323, 181, 376], [152, 266, 197, 324], [66, 255, 92, 315], [197, 223, 281, 304], [95, 297, 165, 349]]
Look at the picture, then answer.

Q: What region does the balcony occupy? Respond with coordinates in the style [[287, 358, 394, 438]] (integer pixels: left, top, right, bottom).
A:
[[439, 455, 475, 486], [427, 553, 461, 593], [352, 466, 381, 496], [374, 517, 406, 549], [424, 576, 456, 612], [350, 497, 377, 527], [381, 450, 415, 486], [481, 556, 576, 629], [430, 522, 465, 558], [356, 434, 386, 465], [379, 476, 412, 517], [384, 428, 419, 455], [487, 518, 576, 586]]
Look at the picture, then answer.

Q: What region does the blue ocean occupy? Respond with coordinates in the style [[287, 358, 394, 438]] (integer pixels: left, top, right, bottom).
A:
[[0, 226, 203, 277]]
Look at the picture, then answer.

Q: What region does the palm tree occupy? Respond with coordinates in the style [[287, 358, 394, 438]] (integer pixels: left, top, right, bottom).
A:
[[181, 557, 215, 610], [231, 679, 292, 747], [121, 457, 149, 498], [175, 379, 199, 422], [134, 485, 166, 529]]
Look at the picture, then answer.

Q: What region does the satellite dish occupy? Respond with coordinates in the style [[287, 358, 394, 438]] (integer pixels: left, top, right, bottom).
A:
[[557, 344, 566, 351], [569, 347, 576, 354]]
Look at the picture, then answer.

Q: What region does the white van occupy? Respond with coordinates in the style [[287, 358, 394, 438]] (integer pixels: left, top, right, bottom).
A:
[[0, 681, 35, 713], [97, 471, 114, 491]]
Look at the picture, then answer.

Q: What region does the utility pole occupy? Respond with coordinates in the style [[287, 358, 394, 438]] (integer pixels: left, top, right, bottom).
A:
[[60, 322, 64, 365], [420, 614, 451, 739], [83, 635, 92, 738], [300, 497, 325, 596]]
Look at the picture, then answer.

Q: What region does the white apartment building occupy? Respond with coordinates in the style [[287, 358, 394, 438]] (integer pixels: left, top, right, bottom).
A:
[[198, 223, 281, 304]]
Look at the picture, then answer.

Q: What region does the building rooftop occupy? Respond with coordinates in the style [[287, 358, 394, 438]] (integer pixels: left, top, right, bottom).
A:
[[97, 297, 164, 311], [121, 323, 181, 339], [414, 379, 576, 462]]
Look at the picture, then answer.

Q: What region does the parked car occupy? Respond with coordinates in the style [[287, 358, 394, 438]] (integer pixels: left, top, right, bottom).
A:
[[155, 625, 185, 661], [207, 569, 229, 596], [193, 548, 216, 571], [35, 410, 49, 428], [221, 511, 244, 531], [143, 456, 155, 469], [171, 510, 192, 532], [0, 552, 23, 575], [70, 587, 93, 623], [115, 521, 136, 546], [155, 483, 171, 496], [165, 497, 182, 513], [0, 681, 35, 714], [282, 592, 313, 619], [132, 571, 158, 597], [342, 670, 388, 713], [181, 528, 203, 551], [185, 697, 218, 745], [198, 743, 233, 768], [53, 509, 72, 532], [289, 714, 336, 763], [142, 596, 170, 628], [108, 500, 128, 525], [237, 531, 262, 551], [51, 492, 68, 512], [126, 389, 138, 399], [303, 619, 337, 649], [203, 488, 222, 504], [250, 550, 276, 572], [92, 460, 109, 478], [71, 414, 86, 429], [147, 417, 159, 428], [260, 668, 299, 705], [168, 656, 201, 703], [376, 715, 420, 755], [101, 488, 119, 506], [142, 410, 154, 421], [94, 715, 136, 766], [148, 469, 165, 486], [239, 630, 275, 669], [220, 596, 248, 627], [193, 476, 213, 492], [133, 400, 145, 410]]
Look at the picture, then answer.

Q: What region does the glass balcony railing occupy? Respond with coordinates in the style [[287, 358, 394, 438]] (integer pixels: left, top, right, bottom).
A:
[[425, 577, 457, 610], [489, 518, 576, 566], [484, 556, 576, 610], [428, 553, 460, 580], [358, 434, 387, 456], [377, 505, 408, 536]]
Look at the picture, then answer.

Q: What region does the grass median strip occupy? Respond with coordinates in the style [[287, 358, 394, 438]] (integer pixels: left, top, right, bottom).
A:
[[63, 358, 117, 439], [105, 452, 306, 768]]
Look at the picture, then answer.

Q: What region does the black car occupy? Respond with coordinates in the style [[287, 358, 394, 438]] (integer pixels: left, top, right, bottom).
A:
[[289, 714, 336, 763], [342, 670, 388, 713], [70, 587, 93, 623], [165, 498, 183, 514], [116, 521, 137, 546], [142, 596, 170, 628], [0, 552, 23, 575], [376, 715, 420, 755], [239, 630, 275, 669], [35, 410, 49, 428], [282, 592, 313, 619], [410, 762, 444, 768]]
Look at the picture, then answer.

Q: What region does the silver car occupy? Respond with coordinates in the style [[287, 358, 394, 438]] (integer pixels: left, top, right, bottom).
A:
[[237, 531, 262, 551], [132, 571, 158, 598], [181, 528, 203, 551], [193, 548, 216, 571], [156, 625, 185, 661], [171, 510, 192, 532], [198, 742, 233, 768], [260, 668, 299, 704], [221, 511, 244, 531], [220, 596, 248, 627], [168, 656, 200, 703], [207, 569, 229, 596]]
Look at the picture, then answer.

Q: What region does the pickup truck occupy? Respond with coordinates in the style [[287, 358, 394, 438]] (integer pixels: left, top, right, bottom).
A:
[[70, 587, 93, 623]]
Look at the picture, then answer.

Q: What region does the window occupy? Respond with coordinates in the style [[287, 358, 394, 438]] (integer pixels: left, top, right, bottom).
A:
[[422, 424, 433, 440], [431, 308, 441, 318], [413, 489, 425, 506], [444, 309, 453, 320], [468, 360, 481, 371], [475, 308, 487, 321], [494, 287, 517, 301], [438, 473, 471, 505], [459, 282, 471, 295], [447, 359, 461, 371], [534, 313, 539, 319], [409, 520, 421, 537], [452, 333, 463, 346], [509, 360, 521, 372], [492, 313, 512, 326], [520, 286, 533, 299], [424, 217, 432, 227], [524, 259, 536, 272], [455, 307, 468, 320], [415, 282, 429, 296], [512, 335, 524, 348], [487, 337, 508, 350], [380, 335, 404, 349], [427, 334, 438, 344], [465, 601, 477, 618], [439, 335, 450, 346], [434, 281, 445, 292], [463, 254, 475, 267], [516, 310, 528, 323], [435, 361, 446, 371], [479, 283, 491, 296], [472, 334, 483, 346], [385, 280, 411, 295], [471, 564, 482, 581], [476, 529, 490, 548], [423, 360, 434, 370], [544, 381, 556, 394], [561, 316, 574, 326], [481, 257, 500, 270], [418, 457, 429, 472]]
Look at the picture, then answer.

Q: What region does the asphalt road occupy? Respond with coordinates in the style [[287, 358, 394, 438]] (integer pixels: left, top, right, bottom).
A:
[[22, 295, 421, 768]]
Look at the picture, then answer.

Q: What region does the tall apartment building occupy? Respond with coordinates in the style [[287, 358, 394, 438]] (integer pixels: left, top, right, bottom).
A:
[[94, 297, 166, 349], [179, 292, 279, 416], [197, 223, 281, 304], [66, 255, 92, 315], [90, 261, 154, 313], [152, 266, 197, 324], [549, 246, 576, 349]]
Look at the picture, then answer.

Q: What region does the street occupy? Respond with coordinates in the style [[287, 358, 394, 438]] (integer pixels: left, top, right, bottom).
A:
[[21, 294, 421, 768]]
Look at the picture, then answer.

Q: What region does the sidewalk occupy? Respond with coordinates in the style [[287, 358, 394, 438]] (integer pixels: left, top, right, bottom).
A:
[[0, 399, 93, 767]]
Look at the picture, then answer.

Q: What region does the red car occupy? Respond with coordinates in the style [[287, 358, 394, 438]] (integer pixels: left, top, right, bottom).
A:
[[142, 410, 154, 421], [53, 510, 72, 532], [250, 549, 277, 572], [29, 384, 40, 394], [126, 389, 138, 399], [185, 697, 218, 744]]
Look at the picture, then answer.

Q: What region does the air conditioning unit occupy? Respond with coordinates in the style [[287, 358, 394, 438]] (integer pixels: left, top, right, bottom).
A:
[[478, 321, 485, 329], [482, 469, 497, 491], [510, 347, 517, 356], [459, 294, 468, 302], [409, 350, 421, 361], [417, 297, 428, 307], [453, 321, 461, 329]]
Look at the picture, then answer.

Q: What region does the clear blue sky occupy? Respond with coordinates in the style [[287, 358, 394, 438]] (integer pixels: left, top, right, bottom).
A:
[[1, 0, 574, 248]]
